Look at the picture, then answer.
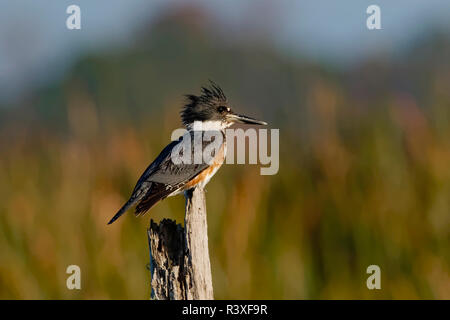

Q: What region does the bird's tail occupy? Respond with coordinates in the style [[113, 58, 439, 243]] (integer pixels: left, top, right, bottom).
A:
[[107, 199, 135, 225]]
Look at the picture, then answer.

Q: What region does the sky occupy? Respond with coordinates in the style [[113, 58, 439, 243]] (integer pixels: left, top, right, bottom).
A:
[[0, 0, 449, 104]]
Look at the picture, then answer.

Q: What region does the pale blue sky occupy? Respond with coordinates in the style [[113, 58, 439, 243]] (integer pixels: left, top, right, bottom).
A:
[[0, 0, 449, 103]]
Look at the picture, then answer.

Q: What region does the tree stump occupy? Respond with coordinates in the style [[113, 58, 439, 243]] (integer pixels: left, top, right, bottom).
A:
[[147, 187, 214, 300]]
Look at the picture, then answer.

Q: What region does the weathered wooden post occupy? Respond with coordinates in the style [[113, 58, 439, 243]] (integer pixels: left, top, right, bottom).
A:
[[147, 187, 214, 300]]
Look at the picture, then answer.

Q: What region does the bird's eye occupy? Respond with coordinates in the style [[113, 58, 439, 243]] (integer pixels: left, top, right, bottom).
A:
[[218, 106, 229, 113]]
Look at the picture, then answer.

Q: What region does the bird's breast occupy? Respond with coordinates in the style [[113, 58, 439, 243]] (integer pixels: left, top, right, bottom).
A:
[[185, 140, 226, 189]]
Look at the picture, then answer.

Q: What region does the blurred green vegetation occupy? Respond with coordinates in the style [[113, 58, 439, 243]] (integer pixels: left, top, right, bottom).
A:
[[1, 9, 450, 299]]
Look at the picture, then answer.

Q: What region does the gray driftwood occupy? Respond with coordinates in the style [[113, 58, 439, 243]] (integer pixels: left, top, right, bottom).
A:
[[147, 187, 214, 300]]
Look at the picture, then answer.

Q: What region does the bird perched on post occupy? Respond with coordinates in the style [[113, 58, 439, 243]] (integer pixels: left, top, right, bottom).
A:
[[108, 81, 267, 224]]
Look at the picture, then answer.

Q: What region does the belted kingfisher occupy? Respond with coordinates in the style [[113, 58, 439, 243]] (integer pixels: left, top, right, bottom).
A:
[[108, 82, 267, 224]]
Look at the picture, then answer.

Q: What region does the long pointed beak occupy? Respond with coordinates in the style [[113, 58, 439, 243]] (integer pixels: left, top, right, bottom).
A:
[[226, 112, 268, 125]]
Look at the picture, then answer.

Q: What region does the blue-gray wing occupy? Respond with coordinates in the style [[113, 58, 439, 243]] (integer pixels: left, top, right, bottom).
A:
[[108, 131, 221, 224], [137, 132, 213, 186]]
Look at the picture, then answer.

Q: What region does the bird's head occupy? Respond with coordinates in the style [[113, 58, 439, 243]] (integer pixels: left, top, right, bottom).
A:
[[181, 81, 267, 130]]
